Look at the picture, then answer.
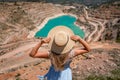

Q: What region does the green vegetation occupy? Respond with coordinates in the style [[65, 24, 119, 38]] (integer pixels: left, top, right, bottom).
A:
[[86, 75, 110, 80], [85, 68, 120, 80], [111, 68, 120, 79], [15, 73, 21, 80], [16, 78, 20, 80], [116, 37, 120, 43], [0, 22, 10, 30]]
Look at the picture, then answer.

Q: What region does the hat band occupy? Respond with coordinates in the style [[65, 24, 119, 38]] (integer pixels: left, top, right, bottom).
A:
[[51, 35, 69, 55], [51, 50, 60, 55]]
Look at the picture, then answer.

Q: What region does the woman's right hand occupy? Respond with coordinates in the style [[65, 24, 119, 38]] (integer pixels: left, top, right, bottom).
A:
[[41, 37, 51, 43], [71, 35, 80, 41]]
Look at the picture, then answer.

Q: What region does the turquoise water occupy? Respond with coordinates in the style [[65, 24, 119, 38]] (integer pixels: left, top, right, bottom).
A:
[[35, 15, 85, 38]]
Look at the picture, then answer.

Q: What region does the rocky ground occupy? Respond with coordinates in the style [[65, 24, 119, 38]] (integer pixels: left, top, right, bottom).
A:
[[0, 41, 120, 80], [0, 1, 120, 80]]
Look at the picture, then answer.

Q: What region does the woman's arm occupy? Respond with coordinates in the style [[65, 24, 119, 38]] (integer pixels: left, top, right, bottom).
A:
[[29, 37, 51, 58], [71, 35, 91, 56]]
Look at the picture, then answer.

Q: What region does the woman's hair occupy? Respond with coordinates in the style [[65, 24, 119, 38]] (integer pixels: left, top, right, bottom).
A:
[[49, 52, 69, 71]]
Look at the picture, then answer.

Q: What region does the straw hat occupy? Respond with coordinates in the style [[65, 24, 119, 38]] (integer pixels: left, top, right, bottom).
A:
[[48, 26, 75, 55]]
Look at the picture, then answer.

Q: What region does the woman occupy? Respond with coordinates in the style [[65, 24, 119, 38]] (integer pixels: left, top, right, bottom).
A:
[[30, 26, 90, 80]]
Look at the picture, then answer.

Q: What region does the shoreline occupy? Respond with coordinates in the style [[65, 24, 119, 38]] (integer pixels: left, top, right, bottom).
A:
[[37, 13, 78, 30], [27, 13, 78, 38]]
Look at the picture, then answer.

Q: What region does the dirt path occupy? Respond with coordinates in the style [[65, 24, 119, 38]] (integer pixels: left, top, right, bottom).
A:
[[81, 7, 107, 42], [0, 40, 51, 74], [93, 20, 107, 41], [87, 21, 98, 42], [0, 42, 37, 60], [0, 42, 40, 73]]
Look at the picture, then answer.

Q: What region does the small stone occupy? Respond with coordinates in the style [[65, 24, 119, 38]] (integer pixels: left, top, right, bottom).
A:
[[88, 55, 95, 59], [87, 67, 91, 71]]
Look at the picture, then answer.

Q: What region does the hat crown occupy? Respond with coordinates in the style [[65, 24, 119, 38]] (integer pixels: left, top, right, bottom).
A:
[[48, 26, 75, 54], [54, 31, 68, 46]]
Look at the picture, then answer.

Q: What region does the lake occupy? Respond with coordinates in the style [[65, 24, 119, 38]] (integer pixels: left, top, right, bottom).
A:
[[35, 15, 85, 38]]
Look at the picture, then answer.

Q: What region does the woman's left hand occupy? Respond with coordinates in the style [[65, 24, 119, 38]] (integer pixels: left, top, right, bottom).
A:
[[41, 37, 51, 43]]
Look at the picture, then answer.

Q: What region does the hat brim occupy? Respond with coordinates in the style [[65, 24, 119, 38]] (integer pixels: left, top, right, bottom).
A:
[[48, 26, 75, 54]]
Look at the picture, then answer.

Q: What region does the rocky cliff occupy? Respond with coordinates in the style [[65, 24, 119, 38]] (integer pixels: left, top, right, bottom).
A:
[[64, 2, 120, 42], [0, 1, 120, 80], [0, 2, 62, 55], [0, 1, 120, 58], [0, 2, 119, 44]]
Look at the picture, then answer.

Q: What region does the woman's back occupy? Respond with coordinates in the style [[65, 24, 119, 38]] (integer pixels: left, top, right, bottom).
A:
[[38, 50, 74, 80]]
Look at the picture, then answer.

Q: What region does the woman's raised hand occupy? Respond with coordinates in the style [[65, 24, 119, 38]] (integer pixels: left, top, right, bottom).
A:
[[41, 37, 51, 43], [70, 35, 80, 41]]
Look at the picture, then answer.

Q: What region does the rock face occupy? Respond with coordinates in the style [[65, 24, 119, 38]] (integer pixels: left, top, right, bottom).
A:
[[64, 2, 120, 42], [0, 2, 63, 55], [0, 1, 119, 59], [72, 48, 120, 80], [0, 2, 119, 45], [0, 2, 62, 45], [46, 0, 115, 6], [0, 2, 119, 53]]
